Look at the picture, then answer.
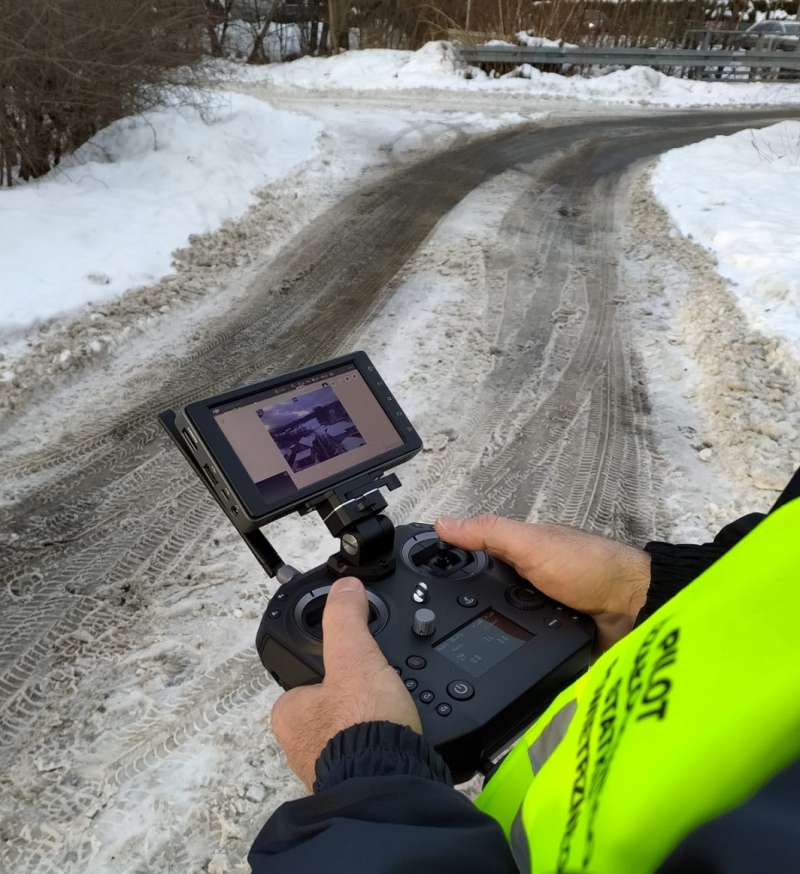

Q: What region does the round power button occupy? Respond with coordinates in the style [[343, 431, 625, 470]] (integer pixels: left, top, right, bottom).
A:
[[447, 680, 475, 701]]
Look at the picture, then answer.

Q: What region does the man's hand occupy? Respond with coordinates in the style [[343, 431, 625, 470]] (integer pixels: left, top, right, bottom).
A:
[[435, 515, 651, 653], [270, 576, 422, 793]]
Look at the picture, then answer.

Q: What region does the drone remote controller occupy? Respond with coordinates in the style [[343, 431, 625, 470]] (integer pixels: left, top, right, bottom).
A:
[[257, 523, 593, 782], [159, 352, 594, 782]]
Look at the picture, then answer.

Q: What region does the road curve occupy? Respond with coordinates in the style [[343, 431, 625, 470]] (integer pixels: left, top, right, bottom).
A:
[[0, 108, 794, 873]]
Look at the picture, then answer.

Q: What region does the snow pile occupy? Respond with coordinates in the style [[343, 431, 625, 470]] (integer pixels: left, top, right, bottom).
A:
[[516, 31, 576, 48], [0, 94, 321, 339], [652, 121, 800, 361], [230, 40, 467, 90], [217, 39, 800, 107]]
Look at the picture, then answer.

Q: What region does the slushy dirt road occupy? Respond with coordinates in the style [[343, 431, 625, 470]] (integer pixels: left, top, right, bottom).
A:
[[0, 107, 794, 873]]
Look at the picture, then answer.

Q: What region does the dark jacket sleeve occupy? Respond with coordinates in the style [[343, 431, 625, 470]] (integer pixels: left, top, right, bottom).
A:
[[635, 512, 765, 625], [655, 757, 800, 874], [248, 721, 518, 874]]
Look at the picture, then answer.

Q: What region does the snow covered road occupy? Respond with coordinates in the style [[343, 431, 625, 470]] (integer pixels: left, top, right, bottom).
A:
[[1, 104, 799, 874]]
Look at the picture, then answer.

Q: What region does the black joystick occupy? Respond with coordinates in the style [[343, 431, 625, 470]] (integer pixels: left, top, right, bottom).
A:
[[409, 538, 469, 576], [434, 540, 458, 569]]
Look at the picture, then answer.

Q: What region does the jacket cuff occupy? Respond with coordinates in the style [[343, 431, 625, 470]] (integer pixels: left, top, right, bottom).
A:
[[635, 542, 726, 625], [313, 721, 452, 794], [636, 512, 766, 626]]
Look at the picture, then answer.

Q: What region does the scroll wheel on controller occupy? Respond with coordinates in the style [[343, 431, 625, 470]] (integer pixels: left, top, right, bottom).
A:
[[505, 585, 545, 610]]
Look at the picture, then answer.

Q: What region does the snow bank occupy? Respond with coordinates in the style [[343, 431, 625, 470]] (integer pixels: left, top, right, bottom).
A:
[[652, 121, 800, 362], [0, 94, 321, 337], [216, 39, 800, 108]]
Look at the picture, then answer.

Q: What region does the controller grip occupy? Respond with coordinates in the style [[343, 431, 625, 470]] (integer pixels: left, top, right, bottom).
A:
[[258, 635, 322, 689]]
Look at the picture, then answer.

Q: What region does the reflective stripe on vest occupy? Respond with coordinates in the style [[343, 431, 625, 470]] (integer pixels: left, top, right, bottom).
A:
[[475, 497, 800, 873]]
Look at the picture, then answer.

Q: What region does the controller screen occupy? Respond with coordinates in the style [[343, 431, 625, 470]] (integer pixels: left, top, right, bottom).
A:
[[209, 363, 404, 504], [434, 609, 532, 678]]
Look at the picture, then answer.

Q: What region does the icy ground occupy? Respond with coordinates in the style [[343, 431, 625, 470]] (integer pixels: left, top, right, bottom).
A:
[[1, 42, 799, 874]]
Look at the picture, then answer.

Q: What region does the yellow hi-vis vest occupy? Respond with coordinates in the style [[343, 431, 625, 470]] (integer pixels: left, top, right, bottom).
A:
[[475, 497, 800, 873]]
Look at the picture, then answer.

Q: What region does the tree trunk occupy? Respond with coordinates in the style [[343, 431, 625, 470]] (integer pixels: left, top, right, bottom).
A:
[[328, 0, 349, 53], [247, 8, 277, 64], [205, 20, 224, 56], [328, 0, 340, 53], [199, 0, 224, 57]]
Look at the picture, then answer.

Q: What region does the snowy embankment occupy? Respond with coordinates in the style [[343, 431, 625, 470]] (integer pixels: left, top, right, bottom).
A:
[[0, 94, 321, 353], [653, 123, 800, 354], [648, 122, 800, 517]]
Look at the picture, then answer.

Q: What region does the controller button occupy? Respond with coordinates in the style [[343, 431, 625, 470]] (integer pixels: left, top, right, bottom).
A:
[[505, 584, 546, 610], [413, 582, 431, 604], [457, 594, 479, 608], [405, 678, 419, 692], [413, 608, 436, 637], [447, 681, 475, 701], [406, 655, 427, 670], [392, 666, 402, 675], [436, 703, 452, 717], [275, 592, 288, 601], [419, 690, 435, 704], [545, 617, 562, 629], [268, 609, 282, 619]]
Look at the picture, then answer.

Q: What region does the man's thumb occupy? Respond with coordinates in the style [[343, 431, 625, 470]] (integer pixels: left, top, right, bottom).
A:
[[321, 577, 383, 676], [435, 514, 527, 564]]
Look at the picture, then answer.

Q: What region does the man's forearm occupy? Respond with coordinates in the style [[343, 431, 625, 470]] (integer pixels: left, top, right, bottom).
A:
[[249, 723, 518, 874]]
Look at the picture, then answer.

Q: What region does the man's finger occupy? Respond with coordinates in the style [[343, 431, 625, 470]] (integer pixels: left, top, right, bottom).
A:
[[321, 577, 385, 677], [435, 514, 537, 566]]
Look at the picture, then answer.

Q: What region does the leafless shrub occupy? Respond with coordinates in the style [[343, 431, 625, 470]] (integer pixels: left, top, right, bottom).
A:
[[750, 123, 800, 165], [210, 0, 288, 62], [519, 0, 708, 49], [344, 1, 422, 49], [408, 0, 796, 51], [0, 0, 210, 186]]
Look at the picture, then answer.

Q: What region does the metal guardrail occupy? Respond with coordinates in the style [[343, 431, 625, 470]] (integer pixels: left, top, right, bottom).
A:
[[454, 43, 800, 80]]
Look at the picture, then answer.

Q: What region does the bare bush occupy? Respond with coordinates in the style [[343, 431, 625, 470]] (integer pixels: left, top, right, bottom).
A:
[[210, 0, 287, 62], [407, 0, 797, 50], [208, 1, 449, 59], [350, 0, 432, 49], [0, 0, 210, 186], [520, 0, 708, 48]]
